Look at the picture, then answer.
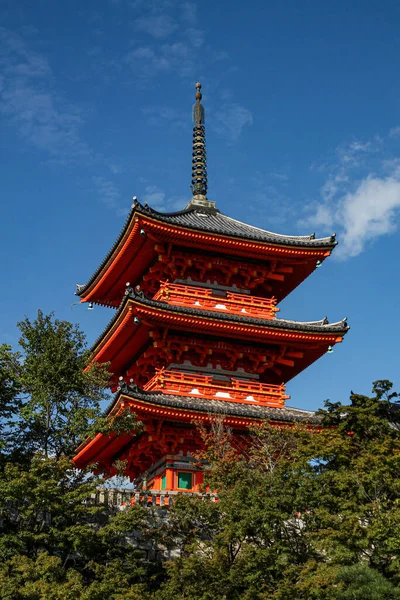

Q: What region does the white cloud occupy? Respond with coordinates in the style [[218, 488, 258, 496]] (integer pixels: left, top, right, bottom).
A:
[[126, 46, 171, 72], [142, 185, 187, 212], [336, 138, 378, 168], [0, 27, 90, 160], [389, 126, 400, 139], [125, 40, 196, 79], [141, 105, 186, 129], [93, 176, 123, 213], [321, 173, 349, 202], [142, 184, 165, 207], [303, 158, 400, 259], [181, 1, 197, 24], [213, 103, 253, 143], [185, 28, 204, 48], [135, 15, 178, 39], [108, 163, 124, 174], [269, 172, 289, 182]]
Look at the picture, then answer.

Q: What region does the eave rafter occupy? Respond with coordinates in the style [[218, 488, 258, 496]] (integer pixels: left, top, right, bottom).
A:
[[89, 291, 348, 388], [73, 386, 322, 475], [76, 203, 336, 306]]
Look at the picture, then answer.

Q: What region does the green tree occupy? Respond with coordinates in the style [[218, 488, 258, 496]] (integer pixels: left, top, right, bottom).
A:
[[3, 311, 400, 600], [0, 312, 158, 599], [335, 565, 400, 599], [155, 382, 400, 599], [0, 343, 21, 455], [0, 454, 164, 598], [14, 310, 110, 459]]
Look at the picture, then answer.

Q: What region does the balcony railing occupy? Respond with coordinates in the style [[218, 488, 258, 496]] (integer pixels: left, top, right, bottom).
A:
[[91, 488, 218, 508], [153, 282, 279, 320], [143, 368, 289, 407]]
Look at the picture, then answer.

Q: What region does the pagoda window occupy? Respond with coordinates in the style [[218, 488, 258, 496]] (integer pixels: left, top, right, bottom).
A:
[[211, 288, 227, 297], [175, 279, 250, 295], [177, 472, 193, 490], [161, 473, 167, 490]]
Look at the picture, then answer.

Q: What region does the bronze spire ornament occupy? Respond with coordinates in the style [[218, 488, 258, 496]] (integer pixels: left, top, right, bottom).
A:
[[191, 82, 208, 199]]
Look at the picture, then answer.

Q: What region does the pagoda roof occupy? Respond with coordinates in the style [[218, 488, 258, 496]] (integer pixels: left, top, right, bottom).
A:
[[92, 287, 349, 353], [76, 201, 337, 299], [89, 289, 349, 388], [135, 202, 335, 247], [108, 380, 322, 424], [73, 381, 321, 471]]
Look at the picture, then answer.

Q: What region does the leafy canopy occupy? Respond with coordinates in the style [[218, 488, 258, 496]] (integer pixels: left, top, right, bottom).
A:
[[1, 312, 400, 598]]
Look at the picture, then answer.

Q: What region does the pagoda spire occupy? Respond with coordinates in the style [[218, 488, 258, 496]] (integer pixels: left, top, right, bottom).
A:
[[187, 82, 216, 210]]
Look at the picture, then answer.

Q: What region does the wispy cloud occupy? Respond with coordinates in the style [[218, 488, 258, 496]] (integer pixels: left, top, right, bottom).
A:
[[0, 27, 91, 161], [122, 0, 252, 142], [213, 103, 253, 143], [181, 1, 197, 24], [389, 126, 400, 139], [141, 105, 187, 129], [125, 40, 195, 79], [302, 136, 400, 258], [184, 28, 204, 48], [93, 176, 129, 216], [108, 162, 124, 175], [135, 14, 178, 39], [125, 46, 170, 73], [93, 176, 120, 209], [142, 184, 186, 212]]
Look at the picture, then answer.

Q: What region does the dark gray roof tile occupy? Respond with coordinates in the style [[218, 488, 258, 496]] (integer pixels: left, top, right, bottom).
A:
[[91, 288, 349, 352], [108, 381, 321, 424], [76, 202, 336, 296]]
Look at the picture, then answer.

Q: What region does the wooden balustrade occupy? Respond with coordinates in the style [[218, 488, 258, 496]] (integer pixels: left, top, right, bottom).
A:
[[153, 282, 279, 319], [143, 368, 289, 407], [92, 488, 218, 508]]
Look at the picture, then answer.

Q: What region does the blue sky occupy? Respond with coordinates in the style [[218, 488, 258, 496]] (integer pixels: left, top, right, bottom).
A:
[[1, 0, 400, 412]]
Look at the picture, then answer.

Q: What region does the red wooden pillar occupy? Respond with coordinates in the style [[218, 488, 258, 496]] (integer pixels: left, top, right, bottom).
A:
[[165, 468, 174, 491]]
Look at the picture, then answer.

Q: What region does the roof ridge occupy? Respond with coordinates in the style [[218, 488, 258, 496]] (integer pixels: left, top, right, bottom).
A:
[[76, 201, 338, 299], [105, 384, 322, 423], [138, 201, 219, 218], [222, 213, 335, 243], [90, 287, 349, 353]]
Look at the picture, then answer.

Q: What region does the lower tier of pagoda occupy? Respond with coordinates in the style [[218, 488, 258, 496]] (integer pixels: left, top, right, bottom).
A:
[[73, 382, 320, 480], [139, 453, 206, 494]]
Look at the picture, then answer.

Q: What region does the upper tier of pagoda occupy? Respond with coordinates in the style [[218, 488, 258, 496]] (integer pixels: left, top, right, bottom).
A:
[[76, 200, 337, 307]]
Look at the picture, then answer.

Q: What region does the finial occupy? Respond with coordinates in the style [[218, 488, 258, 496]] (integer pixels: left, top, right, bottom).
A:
[[192, 81, 205, 125], [191, 81, 207, 198], [195, 81, 202, 102]]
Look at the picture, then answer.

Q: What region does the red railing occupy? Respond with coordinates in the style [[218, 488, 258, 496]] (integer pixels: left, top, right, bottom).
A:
[[143, 368, 289, 408], [153, 282, 279, 319]]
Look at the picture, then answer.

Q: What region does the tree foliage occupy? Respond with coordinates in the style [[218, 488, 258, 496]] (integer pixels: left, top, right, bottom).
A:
[[0, 312, 156, 599], [14, 310, 112, 459], [155, 381, 400, 599], [1, 312, 400, 598]]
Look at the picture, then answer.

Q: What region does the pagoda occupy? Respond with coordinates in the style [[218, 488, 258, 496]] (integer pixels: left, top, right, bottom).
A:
[[73, 83, 349, 493]]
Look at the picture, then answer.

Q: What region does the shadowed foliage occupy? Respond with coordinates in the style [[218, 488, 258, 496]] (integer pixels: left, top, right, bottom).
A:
[[1, 313, 400, 598]]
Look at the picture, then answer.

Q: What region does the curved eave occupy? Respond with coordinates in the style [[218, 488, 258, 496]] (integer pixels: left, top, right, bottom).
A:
[[76, 202, 337, 302], [113, 386, 322, 423], [73, 388, 320, 468], [91, 291, 349, 366]]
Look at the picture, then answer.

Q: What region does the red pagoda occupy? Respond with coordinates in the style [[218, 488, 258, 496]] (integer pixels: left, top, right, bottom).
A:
[[73, 83, 349, 493]]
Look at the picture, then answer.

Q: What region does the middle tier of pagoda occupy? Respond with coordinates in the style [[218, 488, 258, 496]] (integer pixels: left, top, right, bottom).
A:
[[90, 285, 348, 404]]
